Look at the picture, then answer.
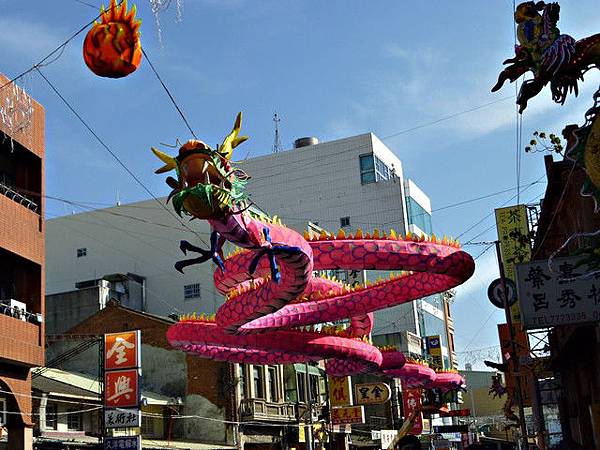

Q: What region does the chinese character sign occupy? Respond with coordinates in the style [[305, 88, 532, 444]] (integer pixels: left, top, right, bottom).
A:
[[516, 257, 600, 329], [329, 376, 352, 407], [104, 436, 140, 450], [105, 408, 141, 428], [104, 331, 141, 370], [105, 369, 139, 408], [496, 205, 531, 322], [330, 405, 364, 425], [354, 382, 391, 405], [401, 388, 423, 435]]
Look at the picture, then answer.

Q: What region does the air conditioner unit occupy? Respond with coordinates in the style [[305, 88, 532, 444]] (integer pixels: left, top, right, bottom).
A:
[[9, 299, 27, 321]]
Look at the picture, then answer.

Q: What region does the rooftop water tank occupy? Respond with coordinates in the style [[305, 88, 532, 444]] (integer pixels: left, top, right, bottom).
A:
[[294, 137, 319, 148]]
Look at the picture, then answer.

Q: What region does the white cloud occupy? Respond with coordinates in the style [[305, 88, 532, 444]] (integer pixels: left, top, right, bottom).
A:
[[0, 17, 64, 60]]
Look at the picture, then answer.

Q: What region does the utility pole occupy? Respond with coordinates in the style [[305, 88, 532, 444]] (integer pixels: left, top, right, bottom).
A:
[[495, 240, 530, 450], [304, 362, 314, 450]]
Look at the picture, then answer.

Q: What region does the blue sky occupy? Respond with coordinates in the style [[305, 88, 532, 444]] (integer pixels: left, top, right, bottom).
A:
[[2, 0, 599, 368]]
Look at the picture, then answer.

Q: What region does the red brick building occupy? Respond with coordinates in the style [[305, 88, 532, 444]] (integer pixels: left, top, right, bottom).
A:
[[0, 73, 45, 450], [533, 154, 600, 449]]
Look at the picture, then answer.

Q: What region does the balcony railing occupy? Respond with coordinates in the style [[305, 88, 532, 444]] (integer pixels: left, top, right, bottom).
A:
[[0, 299, 42, 324], [0, 180, 39, 213], [239, 399, 296, 423]]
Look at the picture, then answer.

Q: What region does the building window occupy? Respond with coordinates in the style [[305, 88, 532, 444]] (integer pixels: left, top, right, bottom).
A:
[[360, 154, 376, 184], [142, 416, 156, 436], [240, 364, 249, 398], [184, 283, 201, 300], [360, 154, 391, 184], [253, 366, 264, 399], [374, 157, 390, 181], [0, 398, 6, 426], [296, 372, 306, 403], [309, 374, 320, 401], [406, 197, 433, 235], [67, 410, 82, 431], [46, 403, 58, 430], [267, 366, 278, 402], [76, 248, 87, 258], [340, 217, 350, 228]]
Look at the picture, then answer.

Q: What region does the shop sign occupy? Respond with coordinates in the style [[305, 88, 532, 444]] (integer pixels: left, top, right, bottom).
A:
[[330, 405, 364, 425], [104, 436, 140, 450], [104, 369, 140, 408], [496, 205, 531, 322], [401, 388, 423, 435], [329, 376, 352, 407], [104, 330, 141, 370], [380, 430, 397, 449], [105, 408, 141, 428], [405, 331, 423, 355], [354, 382, 391, 405], [425, 335, 444, 371], [516, 257, 600, 329], [498, 324, 532, 407]]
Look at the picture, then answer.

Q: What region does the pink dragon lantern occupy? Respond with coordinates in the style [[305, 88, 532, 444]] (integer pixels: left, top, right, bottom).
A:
[[153, 113, 475, 376]]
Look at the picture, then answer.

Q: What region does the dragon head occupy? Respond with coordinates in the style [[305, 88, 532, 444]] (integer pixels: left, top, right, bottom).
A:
[[152, 112, 249, 219], [514, 1, 543, 24]]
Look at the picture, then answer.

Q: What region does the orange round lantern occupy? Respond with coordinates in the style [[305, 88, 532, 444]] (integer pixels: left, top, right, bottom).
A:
[[83, 0, 142, 78]]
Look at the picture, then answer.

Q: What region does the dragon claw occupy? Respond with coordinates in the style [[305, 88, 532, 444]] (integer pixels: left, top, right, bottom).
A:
[[174, 234, 225, 273]]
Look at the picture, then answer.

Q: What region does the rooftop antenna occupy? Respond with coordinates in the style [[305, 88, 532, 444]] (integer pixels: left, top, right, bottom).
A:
[[272, 112, 282, 153]]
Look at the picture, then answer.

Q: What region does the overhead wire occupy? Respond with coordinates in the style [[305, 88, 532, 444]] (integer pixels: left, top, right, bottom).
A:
[[0, 1, 125, 92], [380, 95, 516, 141], [34, 67, 207, 246], [141, 47, 198, 140]]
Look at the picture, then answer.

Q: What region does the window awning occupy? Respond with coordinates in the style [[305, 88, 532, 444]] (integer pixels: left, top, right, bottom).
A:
[[293, 364, 325, 376]]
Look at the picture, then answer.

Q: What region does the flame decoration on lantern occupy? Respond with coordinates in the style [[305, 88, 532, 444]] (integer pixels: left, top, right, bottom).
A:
[[83, 0, 142, 78]]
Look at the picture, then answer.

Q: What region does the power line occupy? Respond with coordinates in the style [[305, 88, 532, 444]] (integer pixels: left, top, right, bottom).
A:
[[34, 67, 207, 246], [380, 95, 515, 141], [0, 1, 125, 92], [457, 174, 546, 242], [141, 47, 198, 140], [532, 162, 577, 259]]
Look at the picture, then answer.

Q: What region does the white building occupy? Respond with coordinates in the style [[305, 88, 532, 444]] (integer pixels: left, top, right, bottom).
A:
[[46, 199, 218, 319]]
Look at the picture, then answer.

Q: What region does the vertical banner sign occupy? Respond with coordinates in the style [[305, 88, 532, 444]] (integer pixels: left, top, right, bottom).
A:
[[401, 388, 423, 435], [495, 205, 531, 322], [498, 324, 532, 407], [329, 376, 352, 407], [103, 330, 142, 439], [425, 335, 444, 371], [105, 331, 141, 370]]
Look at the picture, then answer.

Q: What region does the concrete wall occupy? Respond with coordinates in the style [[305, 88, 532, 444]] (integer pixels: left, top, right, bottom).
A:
[[46, 199, 219, 317], [45, 285, 108, 335], [240, 133, 407, 234]]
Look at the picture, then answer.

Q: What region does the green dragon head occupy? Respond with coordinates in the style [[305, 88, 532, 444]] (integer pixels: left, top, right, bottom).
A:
[[152, 112, 249, 219]]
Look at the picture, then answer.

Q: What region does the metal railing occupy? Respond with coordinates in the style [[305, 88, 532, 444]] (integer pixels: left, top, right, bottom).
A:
[[239, 398, 297, 422], [0, 299, 42, 324], [0, 180, 39, 212]]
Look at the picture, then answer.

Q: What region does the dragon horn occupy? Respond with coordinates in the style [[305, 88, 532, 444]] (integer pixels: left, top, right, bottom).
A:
[[151, 147, 177, 174], [219, 112, 248, 160]]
